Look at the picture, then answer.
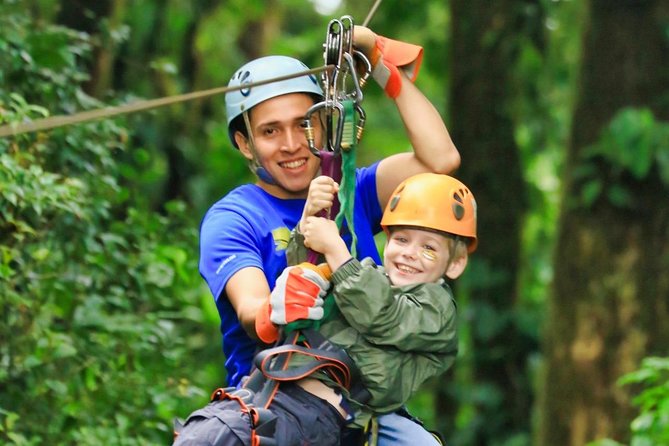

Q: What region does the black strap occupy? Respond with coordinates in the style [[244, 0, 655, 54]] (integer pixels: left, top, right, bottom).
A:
[[300, 329, 371, 404], [254, 329, 371, 405], [244, 330, 300, 409]]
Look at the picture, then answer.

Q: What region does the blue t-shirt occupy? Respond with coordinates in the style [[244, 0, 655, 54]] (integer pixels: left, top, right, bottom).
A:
[[199, 163, 383, 386]]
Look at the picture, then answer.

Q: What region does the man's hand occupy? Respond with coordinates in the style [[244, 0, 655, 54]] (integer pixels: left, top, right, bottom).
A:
[[300, 176, 339, 230], [255, 263, 330, 344], [269, 263, 330, 325], [353, 25, 378, 55], [353, 25, 423, 98]]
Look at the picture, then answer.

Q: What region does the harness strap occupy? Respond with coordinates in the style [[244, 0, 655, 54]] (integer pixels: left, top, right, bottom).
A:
[[301, 329, 370, 405], [254, 329, 371, 405], [246, 331, 300, 409], [306, 99, 359, 264], [194, 332, 300, 445], [255, 343, 353, 388], [249, 407, 278, 446]]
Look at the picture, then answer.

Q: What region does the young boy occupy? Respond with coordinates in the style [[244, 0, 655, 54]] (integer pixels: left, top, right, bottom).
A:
[[176, 173, 477, 445], [284, 172, 476, 425]]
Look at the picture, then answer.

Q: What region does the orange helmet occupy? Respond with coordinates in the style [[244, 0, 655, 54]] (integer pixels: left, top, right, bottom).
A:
[[380, 173, 478, 253]]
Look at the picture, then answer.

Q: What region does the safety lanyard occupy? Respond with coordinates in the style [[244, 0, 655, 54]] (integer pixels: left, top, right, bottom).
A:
[[304, 16, 370, 263]]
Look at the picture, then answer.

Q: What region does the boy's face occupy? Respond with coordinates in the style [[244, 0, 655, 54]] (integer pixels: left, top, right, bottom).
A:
[[383, 227, 452, 286], [235, 93, 322, 199]]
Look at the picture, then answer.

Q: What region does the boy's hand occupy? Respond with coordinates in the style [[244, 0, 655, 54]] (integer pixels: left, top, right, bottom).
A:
[[269, 264, 329, 325], [301, 176, 339, 230], [302, 217, 341, 254], [302, 217, 352, 273], [255, 263, 330, 344]]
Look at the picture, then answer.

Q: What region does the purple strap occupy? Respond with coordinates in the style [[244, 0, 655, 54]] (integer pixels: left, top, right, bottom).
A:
[[307, 151, 342, 264]]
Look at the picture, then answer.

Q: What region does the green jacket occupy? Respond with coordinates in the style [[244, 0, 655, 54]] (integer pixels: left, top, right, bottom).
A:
[[287, 232, 459, 415]]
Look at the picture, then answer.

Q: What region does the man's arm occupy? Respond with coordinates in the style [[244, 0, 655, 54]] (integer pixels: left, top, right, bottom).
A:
[[375, 73, 460, 210], [225, 266, 271, 340], [226, 264, 329, 343], [353, 26, 460, 210]]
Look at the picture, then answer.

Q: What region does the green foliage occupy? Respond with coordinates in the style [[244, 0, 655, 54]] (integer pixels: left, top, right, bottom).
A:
[[588, 357, 669, 446], [575, 108, 669, 208], [619, 357, 669, 445], [0, 1, 621, 444], [0, 6, 219, 445]]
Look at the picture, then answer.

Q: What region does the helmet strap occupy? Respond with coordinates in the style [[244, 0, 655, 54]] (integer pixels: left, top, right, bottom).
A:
[[241, 107, 277, 185]]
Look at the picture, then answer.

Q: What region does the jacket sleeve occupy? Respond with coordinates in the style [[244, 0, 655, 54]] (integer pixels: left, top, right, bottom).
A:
[[350, 345, 457, 412], [331, 258, 458, 353]]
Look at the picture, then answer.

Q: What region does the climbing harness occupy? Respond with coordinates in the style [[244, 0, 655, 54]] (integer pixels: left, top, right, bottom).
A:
[[174, 330, 371, 445]]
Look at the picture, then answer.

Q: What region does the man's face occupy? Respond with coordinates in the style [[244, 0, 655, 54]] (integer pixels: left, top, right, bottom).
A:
[[236, 93, 322, 199], [383, 227, 452, 286]]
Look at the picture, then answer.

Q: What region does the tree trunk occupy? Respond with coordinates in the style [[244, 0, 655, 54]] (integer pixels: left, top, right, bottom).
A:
[[447, 0, 536, 443], [539, 1, 669, 444], [56, 0, 127, 98]]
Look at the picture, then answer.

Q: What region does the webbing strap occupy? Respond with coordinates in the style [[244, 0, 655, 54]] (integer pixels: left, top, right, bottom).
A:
[[334, 99, 358, 258], [255, 343, 353, 389], [243, 331, 300, 409], [254, 329, 371, 405], [307, 151, 343, 264]]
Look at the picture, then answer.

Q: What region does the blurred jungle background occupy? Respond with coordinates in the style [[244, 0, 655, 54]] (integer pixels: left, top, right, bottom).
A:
[[1, 0, 668, 445]]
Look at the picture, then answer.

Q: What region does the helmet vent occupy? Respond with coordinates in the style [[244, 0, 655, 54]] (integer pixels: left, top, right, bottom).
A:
[[240, 71, 251, 96], [389, 194, 401, 212], [452, 203, 465, 220], [389, 185, 405, 211]]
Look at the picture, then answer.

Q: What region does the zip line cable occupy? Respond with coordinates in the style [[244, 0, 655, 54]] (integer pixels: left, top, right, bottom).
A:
[[0, 66, 329, 138], [0, 0, 383, 139], [362, 0, 383, 27]]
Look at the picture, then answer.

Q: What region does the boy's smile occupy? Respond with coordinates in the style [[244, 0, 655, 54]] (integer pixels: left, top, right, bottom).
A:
[[384, 227, 452, 286]]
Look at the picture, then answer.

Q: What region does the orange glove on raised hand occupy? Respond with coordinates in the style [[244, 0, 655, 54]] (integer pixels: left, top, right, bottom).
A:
[[353, 25, 423, 99], [255, 263, 331, 344]]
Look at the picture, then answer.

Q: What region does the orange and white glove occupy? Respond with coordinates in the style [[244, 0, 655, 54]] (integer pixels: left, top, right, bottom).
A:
[[354, 25, 423, 99], [255, 263, 331, 344]]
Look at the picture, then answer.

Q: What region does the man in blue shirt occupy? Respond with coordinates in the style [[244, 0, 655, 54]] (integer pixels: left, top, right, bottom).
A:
[[199, 25, 460, 445]]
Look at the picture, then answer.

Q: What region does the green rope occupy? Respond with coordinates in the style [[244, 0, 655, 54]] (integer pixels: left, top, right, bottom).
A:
[[334, 99, 358, 258]]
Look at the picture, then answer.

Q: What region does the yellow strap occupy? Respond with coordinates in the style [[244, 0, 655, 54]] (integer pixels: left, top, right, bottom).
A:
[[364, 415, 379, 446]]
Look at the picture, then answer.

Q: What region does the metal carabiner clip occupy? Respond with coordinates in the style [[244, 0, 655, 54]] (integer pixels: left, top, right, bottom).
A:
[[304, 99, 345, 156]]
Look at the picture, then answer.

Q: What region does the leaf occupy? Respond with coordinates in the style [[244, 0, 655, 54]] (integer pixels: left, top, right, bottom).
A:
[[631, 413, 655, 432], [31, 247, 50, 261], [145, 262, 175, 288]]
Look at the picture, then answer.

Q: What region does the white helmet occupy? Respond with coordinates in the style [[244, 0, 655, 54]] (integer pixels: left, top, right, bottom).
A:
[[225, 55, 324, 148]]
